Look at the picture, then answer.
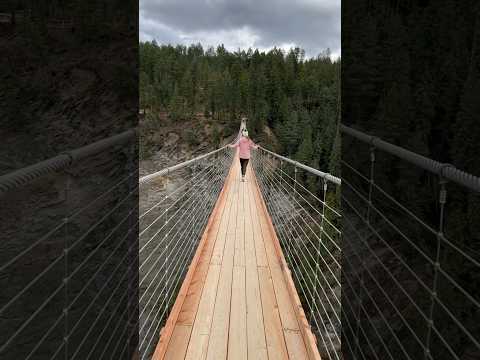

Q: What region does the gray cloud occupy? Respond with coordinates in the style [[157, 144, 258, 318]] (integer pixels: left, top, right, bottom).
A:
[[140, 0, 340, 59]]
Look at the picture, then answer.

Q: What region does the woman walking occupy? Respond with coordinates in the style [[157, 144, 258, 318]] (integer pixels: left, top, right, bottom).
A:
[[230, 129, 258, 182]]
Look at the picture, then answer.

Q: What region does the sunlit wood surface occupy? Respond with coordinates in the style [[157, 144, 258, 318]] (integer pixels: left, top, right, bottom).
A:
[[153, 155, 320, 360]]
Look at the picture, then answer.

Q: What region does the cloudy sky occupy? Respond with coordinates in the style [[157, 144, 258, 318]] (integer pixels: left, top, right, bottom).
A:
[[140, 0, 340, 59]]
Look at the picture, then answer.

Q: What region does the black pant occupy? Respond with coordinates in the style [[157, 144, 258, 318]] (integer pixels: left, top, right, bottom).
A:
[[240, 158, 249, 176]]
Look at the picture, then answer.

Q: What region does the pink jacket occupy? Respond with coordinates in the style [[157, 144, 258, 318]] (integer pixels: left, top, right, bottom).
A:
[[230, 137, 258, 159]]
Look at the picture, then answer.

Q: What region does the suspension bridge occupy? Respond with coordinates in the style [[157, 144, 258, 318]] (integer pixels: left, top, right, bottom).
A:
[[0, 121, 478, 360], [138, 121, 341, 360]]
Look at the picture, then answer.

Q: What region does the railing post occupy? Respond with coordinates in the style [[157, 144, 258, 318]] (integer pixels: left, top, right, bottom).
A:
[[424, 177, 447, 360], [294, 165, 298, 195], [127, 142, 136, 358], [366, 145, 376, 223], [63, 175, 71, 360], [311, 179, 328, 327], [354, 145, 375, 358], [293, 164, 298, 233], [164, 169, 170, 316]]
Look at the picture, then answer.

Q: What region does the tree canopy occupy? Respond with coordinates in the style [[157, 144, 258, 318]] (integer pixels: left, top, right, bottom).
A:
[[140, 42, 340, 176]]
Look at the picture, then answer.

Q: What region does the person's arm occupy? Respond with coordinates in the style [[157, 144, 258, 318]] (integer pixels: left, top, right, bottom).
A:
[[250, 139, 259, 149], [229, 139, 240, 148]]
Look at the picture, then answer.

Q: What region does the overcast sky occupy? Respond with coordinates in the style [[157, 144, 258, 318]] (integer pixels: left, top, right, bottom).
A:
[[139, 0, 340, 59]]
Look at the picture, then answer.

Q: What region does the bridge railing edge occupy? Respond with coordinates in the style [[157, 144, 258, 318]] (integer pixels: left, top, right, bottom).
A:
[[149, 154, 237, 360]]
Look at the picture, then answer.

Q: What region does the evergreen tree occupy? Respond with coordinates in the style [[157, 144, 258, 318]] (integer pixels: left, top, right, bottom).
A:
[[295, 125, 314, 165], [139, 40, 341, 176]]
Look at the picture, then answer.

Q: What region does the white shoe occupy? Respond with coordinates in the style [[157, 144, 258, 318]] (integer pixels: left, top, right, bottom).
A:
[[241, 176, 245, 182]]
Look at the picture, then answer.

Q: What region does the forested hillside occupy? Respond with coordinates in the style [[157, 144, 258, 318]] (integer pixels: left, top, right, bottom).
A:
[[342, 1, 480, 359], [139, 41, 340, 177]]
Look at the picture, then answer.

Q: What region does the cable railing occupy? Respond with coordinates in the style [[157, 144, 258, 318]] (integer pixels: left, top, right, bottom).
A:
[[341, 124, 480, 360], [0, 130, 138, 359], [251, 146, 342, 360], [7, 119, 476, 360], [138, 134, 240, 359]]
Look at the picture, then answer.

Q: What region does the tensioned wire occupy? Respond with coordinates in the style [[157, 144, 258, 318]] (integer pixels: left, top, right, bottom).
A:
[[252, 176, 341, 360], [80, 151, 228, 359], [342, 176, 480, 345], [343, 158, 480, 314], [262, 153, 342, 217], [254, 170, 341, 319], [139, 165, 222, 274], [27, 158, 227, 360], [257, 151, 342, 231], [257, 164, 343, 314], [342, 214, 421, 359], [0, 187, 138, 354], [0, 170, 137, 274], [138, 176, 221, 327], [251, 153, 341, 299], [138, 148, 234, 359], [259, 160, 342, 248], [342, 197, 462, 359], [253, 150, 344, 358], [342, 169, 478, 355], [140, 170, 235, 357], [14, 147, 232, 360], [37, 225, 138, 360], [139, 185, 229, 358], [139, 160, 219, 223], [342, 183, 479, 356], [255, 152, 340, 250], [139, 146, 233, 225], [342, 159, 480, 268], [253, 154, 341, 282], [258, 158, 341, 262], [0, 127, 237, 358], [250, 154, 342, 360], [89, 176, 220, 360]]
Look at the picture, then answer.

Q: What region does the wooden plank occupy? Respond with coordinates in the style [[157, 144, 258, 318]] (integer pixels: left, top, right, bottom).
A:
[[176, 251, 212, 325], [246, 175, 268, 268], [183, 158, 238, 360], [184, 264, 222, 360], [227, 265, 247, 360], [176, 186, 232, 326], [243, 176, 268, 359], [247, 180, 309, 359], [284, 330, 311, 360], [206, 179, 239, 359], [270, 265, 309, 359], [234, 180, 246, 267], [152, 161, 236, 360], [163, 172, 237, 357], [247, 179, 290, 359], [164, 325, 191, 360], [228, 181, 247, 359], [258, 266, 290, 359], [154, 153, 320, 360], [210, 166, 238, 265], [250, 171, 322, 360]]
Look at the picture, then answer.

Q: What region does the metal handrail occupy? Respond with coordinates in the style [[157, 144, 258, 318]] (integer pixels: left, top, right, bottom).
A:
[[341, 124, 480, 192], [139, 146, 228, 185], [139, 122, 245, 185], [258, 146, 341, 185], [0, 129, 136, 196]]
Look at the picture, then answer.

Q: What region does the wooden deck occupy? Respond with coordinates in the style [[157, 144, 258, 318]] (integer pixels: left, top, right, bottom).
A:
[[152, 154, 320, 360]]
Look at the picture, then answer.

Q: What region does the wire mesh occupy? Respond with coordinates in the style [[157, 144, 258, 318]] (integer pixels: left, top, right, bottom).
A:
[[0, 138, 138, 360], [251, 148, 342, 359], [138, 146, 234, 360], [341, 129, 480, 360]]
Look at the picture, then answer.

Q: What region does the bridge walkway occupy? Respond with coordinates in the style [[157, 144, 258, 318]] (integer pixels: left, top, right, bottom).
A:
[[152, 154, 319, 360]]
